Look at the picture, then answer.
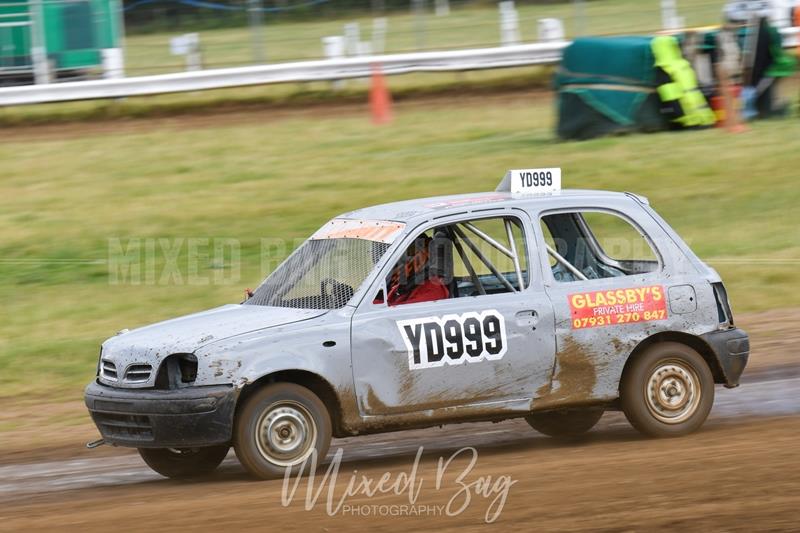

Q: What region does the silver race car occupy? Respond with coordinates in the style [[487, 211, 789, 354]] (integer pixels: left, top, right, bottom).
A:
[[85, 169, 749, 479]]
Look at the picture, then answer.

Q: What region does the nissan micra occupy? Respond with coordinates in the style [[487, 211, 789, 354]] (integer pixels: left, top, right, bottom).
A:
[[85, 169, 749, 479]]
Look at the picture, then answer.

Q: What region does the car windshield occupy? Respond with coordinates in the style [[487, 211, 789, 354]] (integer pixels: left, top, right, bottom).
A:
[[245, 238, 390, 310]]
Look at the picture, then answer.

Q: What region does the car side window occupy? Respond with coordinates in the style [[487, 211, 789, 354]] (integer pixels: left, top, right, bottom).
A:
[[381, 216, 529, 306], [540, 210, 659, 283]]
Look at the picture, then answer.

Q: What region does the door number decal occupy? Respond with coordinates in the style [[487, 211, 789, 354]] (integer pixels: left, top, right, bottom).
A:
[[397, 310, 508, 370]]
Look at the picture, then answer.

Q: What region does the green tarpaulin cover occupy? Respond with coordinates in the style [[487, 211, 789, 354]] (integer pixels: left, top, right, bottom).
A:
[[555, 36, 668, 140]]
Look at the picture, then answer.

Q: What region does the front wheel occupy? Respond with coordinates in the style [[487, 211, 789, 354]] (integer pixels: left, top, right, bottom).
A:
[[526, 407, 604, 439], [620, 342, 714, 437], [138, 445, 229, 479], [234, 383, 332, 480]]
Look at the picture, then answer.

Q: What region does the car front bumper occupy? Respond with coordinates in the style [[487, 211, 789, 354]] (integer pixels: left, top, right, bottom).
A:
[[84, 381, 237, 448], [701, 327, 749, 388]]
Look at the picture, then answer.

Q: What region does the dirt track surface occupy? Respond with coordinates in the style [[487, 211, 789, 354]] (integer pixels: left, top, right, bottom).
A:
[[1, 414, 798, 531], [1, 415, 799, 531], [1, 309, 798, 531]]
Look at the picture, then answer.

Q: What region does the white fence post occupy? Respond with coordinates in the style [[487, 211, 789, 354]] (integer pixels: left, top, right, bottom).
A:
[[170, 33, 202, 72], [322, 36, 345, 60], [538, 18, 565, 43], [31, 46, 50, 84], [770, 0, 792, 27], [499, 1, 521, 46], [247, 0, 266, 63], [102, 48, 125, 79], [344, 22, 361, 56], [322, 36, 346, 89], [412, 0, 427, 49], [30, 0, 50, 84], [372, 18, 388, 54], [661, 0, 684, 31]]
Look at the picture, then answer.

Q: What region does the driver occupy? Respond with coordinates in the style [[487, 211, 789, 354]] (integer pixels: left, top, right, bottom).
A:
[[386, 234, 449, 306]]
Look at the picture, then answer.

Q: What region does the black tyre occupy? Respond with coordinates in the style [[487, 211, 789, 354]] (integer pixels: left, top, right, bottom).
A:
[[234, 382, 332, 480], [526, 407, 604, 439], [138, 445, 229, 479], [620, 342, 714, 438]]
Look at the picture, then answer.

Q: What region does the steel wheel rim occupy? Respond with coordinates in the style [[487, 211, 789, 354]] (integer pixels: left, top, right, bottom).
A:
[[644, 360, 702, 424], [255, 400, 317, 467]]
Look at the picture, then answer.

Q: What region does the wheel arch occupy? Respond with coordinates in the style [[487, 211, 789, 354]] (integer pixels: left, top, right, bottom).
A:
[[622, 331, 725, 385], [236, 369, 346, 438]]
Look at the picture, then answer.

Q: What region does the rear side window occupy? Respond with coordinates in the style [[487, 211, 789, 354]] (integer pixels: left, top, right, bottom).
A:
[[540, 211, 659, 283]]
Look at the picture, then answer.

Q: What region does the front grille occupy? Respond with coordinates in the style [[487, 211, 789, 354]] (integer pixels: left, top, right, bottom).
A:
[[100, 359, 118, 381], [100, 360, 153, 384], [125, 363, 152, 383], [93, 412, 153, 441]]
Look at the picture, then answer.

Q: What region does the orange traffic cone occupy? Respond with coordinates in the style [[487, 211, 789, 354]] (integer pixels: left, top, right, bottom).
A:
[[714, 60, 747, 134], [369, 64, 393, 124]]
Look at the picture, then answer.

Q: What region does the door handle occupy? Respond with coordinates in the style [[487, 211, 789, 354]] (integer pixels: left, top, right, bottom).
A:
[[515, 310, 539, 328]]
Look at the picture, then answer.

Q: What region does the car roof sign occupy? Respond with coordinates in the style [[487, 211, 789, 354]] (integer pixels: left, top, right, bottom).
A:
[[496, 168, 561, 196]]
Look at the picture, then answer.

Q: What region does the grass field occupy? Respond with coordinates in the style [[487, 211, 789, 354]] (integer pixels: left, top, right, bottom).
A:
[[2, 90, 799, 400], [123, 0, 727, 75]]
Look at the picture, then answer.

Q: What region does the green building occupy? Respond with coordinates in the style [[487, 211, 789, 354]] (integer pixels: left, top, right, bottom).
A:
[[0, 0, 123, 83]]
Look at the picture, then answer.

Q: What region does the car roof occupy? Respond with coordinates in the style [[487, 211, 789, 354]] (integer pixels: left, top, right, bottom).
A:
[[338, 189, 637, 224]]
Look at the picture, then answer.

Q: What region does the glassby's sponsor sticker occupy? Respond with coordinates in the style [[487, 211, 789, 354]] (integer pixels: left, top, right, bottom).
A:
[[568, 285, 667, 329]]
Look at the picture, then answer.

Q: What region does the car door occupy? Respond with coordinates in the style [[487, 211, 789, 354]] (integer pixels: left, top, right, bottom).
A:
[[349, 210, 556, 416], [533, 204, 670, 403]]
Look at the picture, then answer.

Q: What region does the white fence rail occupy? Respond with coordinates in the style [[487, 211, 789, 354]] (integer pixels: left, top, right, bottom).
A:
[[0, 27, 796, 107], [0, 42, 568, 106]]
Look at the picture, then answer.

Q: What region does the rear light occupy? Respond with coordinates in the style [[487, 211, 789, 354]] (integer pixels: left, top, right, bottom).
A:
[[712, 282, 733, 327]]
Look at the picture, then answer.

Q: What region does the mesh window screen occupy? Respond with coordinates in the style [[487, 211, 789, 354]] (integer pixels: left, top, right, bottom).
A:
[[246, 238, 389, 310]]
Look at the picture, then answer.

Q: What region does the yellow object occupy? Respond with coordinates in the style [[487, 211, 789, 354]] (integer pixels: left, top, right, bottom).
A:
[[651, 35, 716, 127]]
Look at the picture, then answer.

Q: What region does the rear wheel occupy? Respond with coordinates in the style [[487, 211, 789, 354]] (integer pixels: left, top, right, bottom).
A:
[[234, 383, 332, 480], [138, 445, 229, 479], [526, 407, 604, 439], [621, 342, 714, 437]]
